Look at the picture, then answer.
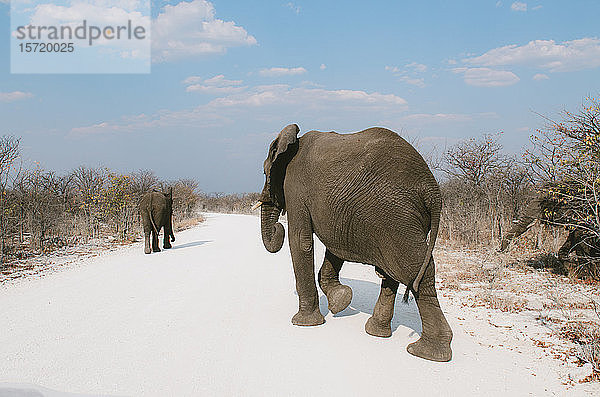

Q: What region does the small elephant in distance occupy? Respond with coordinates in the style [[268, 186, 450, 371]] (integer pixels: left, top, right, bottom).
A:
[[255, 124, 453, 362], [139, 188, 175, 254]]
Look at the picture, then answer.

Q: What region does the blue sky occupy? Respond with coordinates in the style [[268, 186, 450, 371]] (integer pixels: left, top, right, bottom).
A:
[[1, 0, 599, 192]]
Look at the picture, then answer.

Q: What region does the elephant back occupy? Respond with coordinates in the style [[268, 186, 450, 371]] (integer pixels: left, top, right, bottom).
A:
[[139, 191, 168, 215]]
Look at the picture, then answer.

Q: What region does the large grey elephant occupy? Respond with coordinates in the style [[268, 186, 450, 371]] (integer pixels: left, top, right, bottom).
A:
[[139, 188, 175, 254], [255, 124, 453, 362]]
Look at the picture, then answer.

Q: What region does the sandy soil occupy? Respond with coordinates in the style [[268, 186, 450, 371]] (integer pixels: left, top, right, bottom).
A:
[[1, 213, 599, 396]]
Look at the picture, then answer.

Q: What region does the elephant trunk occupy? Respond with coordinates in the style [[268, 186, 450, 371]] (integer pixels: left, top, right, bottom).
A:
[[500, 215, 535, 251], [260, 202, 285, 253], [500, 196, 542, 251]]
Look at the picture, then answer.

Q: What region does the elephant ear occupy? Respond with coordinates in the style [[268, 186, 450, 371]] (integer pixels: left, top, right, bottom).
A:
[[267, 124, 299, 210]]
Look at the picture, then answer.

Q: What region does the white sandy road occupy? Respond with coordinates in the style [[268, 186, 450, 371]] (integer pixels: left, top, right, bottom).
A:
[[0, 213, 598, 396]]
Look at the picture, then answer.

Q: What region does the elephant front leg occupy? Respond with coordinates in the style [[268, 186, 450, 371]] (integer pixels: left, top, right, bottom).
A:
[[289, 224, 324, 326], [318, 249, 352, 314], [144, 231, 152, 254], [406, 258, 453, 362], [365, 268, 398, 338]]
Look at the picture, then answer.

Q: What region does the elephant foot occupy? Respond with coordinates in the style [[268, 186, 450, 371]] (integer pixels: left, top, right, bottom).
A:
[[292, 309, 325, 326], [365, 316, 392, 338], [406, 335, 452, 362], [326, 285, 353, 314], [152, 247, 161, 253], [144, 247, 151, 254], [163, 243, 172, 249]]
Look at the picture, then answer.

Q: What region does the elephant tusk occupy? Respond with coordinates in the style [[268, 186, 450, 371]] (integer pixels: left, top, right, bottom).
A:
[[251, 201, 263, 211]]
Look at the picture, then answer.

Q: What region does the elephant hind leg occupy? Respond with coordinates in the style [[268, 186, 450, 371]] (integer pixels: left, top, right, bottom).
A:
[[151, 228, 161, 252], [144, 231, 152, 254], [365, 268, 398, 338], [318, 249, 352, 314], [163, 232, 172, 249], [406, 258, 453, 362]]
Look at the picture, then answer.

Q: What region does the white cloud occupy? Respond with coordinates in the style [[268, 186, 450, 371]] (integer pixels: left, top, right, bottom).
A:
[[385, 63, 428, 88], [533, 73, 549, 80], [511, 2, 527, 11], [400, 112, 498, 125], [406, 62, 427, 73], [0, 91, 34, 102], [464, 38, 600, 72], [204, 75, 242, 86], [184, 74, 246, 94], [496, 1, 503, 7], [185, 84, 244, 94], [399, 76, 425, 88], [70, 85, 408, 134], [285, 2, 300, 14], [386, 63, 427, 73], [152, 0, 257, 62], [259, 67, 307, 77], [402, 113, 472, 123], [0, 0, 10, 4], [209, 85, 407, 109], [320, 64, 327, 70], [454, 67, 520, 87], [532, 5, 542, 11]]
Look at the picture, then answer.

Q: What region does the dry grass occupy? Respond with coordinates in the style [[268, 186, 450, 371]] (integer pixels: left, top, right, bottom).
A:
[[561, 321, 600, 380], [473, 290, 528, 313], [436, 244, 600, 382], [174, 215, 204, 232]]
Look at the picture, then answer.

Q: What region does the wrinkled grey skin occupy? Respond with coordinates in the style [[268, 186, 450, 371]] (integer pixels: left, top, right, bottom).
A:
[[500, 195, 582, 259], [500, 196, 543, 252], [139, 189, 175, 254], [259, 124, 453, 362]]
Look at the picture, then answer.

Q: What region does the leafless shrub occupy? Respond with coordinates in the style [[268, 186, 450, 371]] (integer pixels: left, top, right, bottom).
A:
[[199, 192, 261, 214], [439, 133, 534, 248], [129, 169, 159, 195], [0, 136, 21, 263], [0, 160, 204, 266], [172, 179, 200, 219], [524, 97, 600, 279], [442, 133, 508, 186], [561, 321, 600, 378]]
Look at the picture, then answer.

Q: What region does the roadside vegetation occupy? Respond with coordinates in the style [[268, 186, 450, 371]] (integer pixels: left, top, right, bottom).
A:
[[436, 97, 600, 380], [1, 97, 599, 380], [0, 147, 203, 267], [438, 97, 600, 280], [199, 192, 261, 214]]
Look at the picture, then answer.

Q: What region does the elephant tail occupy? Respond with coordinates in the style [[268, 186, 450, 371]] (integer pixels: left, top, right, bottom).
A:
[[148, 192, 159, 236], [403, 195, 441, 303]]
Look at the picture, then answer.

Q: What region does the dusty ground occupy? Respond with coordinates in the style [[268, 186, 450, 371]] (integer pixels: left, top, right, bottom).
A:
[[0, 216, 204, 284], [1, 213, 599, 396], [435, 244, 600, 385]]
